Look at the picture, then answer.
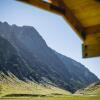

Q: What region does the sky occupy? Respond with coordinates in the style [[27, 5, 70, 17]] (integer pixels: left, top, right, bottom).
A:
[[0, 0, 100, 78]]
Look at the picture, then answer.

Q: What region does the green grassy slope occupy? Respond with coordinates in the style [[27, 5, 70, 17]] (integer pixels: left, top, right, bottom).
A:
[[76, 81, 100, 95], [0, 95, 100, 100], [0, 72, 70, 97], [0, 73, 100, 100]]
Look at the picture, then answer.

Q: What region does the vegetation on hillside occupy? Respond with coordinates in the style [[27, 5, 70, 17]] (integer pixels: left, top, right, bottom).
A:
[[0, 73, 70, 97], [76, 81, 100, 95]]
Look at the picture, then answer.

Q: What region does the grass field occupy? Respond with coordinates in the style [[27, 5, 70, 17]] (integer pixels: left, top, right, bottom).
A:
[[0, 73, 70, 97], [0, 95, 100, 100], [0, 74, 100, 100]]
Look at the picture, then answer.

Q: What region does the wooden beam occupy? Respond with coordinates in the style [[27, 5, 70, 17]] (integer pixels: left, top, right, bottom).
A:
[[84, 32, 100, 44], [85, 24, 100, 34], [56, 0, 86, 41], [50, 0, 59, 6], [17, 0, 65, 15], [82, 43, 100, 58], [83, 32, 100, 58]]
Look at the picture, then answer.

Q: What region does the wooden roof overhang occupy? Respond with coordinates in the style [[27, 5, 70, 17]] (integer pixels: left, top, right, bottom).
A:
[[17, 0, 100, 58]]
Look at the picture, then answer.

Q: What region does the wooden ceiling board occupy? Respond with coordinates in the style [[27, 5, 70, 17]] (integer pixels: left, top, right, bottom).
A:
[[63, 0, 100, 27]]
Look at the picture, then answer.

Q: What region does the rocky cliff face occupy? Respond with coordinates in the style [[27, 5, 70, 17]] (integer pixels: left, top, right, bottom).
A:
[[0, 36, 32, 81], [0, 21, 99, 93]]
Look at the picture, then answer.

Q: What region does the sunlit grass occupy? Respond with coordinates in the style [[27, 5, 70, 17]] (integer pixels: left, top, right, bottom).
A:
[[0, 73, 70, 97], [0, 95, 100, 100], [0, 73, 100, 100]]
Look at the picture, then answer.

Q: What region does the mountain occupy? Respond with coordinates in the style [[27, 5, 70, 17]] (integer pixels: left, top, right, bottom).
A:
[[0, 35, 32, 80], [55, 52, 99, 90], [0, 36, 70, 97], [76, 81, 100, 95], [0, 21, 99, 93]]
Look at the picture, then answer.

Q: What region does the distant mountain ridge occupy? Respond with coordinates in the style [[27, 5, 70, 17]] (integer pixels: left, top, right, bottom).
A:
[[0, 21, 99, 93]]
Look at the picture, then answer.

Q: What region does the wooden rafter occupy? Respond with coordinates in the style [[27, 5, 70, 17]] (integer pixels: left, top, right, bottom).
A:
[[51, 0, 86, 41], [17, 0, 65, 15], [82, 43, 100, 58], [85, 24, 100, 34]]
